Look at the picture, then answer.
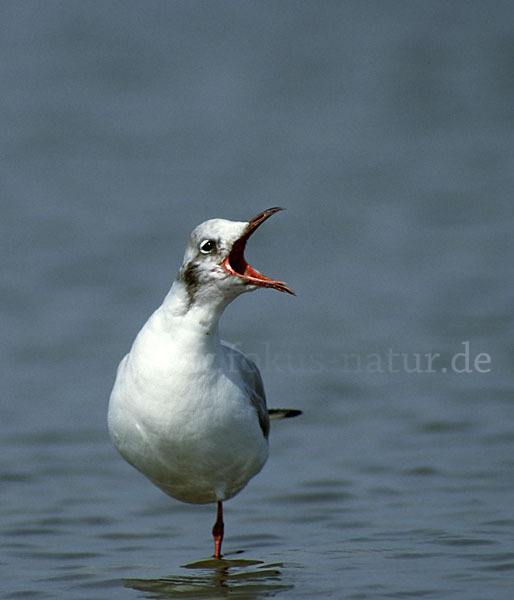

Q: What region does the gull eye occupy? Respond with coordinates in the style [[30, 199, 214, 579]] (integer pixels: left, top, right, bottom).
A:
[[199, 239, 217, 254]]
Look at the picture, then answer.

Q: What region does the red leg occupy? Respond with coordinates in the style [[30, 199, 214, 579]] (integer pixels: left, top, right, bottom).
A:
[[212, 501, 224, 559]]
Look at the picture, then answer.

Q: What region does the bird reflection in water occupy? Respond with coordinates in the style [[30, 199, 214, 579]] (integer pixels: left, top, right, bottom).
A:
[[124, 557, 292, 598]]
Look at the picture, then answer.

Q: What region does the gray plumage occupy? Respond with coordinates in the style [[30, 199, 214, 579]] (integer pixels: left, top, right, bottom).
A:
[[221, 341, 270, 438]]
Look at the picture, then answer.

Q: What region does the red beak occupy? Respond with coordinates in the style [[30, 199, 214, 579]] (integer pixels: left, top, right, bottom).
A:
[[222, 207, 296, 295]]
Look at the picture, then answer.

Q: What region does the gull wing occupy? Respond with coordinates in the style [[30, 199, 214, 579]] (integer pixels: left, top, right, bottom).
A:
[[221, 341, 270, 438]]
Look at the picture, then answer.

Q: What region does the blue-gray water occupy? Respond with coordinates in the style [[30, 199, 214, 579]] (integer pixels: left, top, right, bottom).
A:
[[2, 2, 514, 598]]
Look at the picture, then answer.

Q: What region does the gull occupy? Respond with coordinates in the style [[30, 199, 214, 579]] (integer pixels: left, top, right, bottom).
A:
[[108, 207, 300, 559]]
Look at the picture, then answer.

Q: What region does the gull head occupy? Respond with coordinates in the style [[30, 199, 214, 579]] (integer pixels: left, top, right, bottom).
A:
[[177, 207, 295, 307]]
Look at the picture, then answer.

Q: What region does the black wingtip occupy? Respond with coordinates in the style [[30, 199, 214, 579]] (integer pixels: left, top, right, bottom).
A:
[[268, 408, 303, 420]]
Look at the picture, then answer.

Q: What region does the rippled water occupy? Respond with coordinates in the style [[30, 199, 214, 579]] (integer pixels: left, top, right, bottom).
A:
[[2, 2, 514, 599]]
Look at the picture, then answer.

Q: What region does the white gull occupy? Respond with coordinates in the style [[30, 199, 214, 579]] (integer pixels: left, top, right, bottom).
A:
[[108, 207, 299, 559]]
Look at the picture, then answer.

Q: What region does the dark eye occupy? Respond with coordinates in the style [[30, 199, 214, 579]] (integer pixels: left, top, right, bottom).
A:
[[199, 239, 217, 254]]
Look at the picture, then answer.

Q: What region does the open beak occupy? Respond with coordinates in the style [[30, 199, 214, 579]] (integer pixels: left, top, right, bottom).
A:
[[222, 207, 296, 295]]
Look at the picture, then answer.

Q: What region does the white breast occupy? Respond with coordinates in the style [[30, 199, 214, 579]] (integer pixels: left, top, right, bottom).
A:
[[108, 307, 269, 504]]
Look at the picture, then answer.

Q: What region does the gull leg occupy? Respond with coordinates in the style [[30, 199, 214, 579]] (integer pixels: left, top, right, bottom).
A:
[[212, 501, 224, 559]]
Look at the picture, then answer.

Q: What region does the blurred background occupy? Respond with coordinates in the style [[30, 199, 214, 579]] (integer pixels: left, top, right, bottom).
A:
[[1, 2, 513, 598]]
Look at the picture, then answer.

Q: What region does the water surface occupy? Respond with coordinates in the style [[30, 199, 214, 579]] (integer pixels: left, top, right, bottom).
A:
[[2, 2, 513, 598]]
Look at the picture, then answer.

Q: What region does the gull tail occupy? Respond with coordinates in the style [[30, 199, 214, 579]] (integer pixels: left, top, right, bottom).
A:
[[268, 408, 302, 420]]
